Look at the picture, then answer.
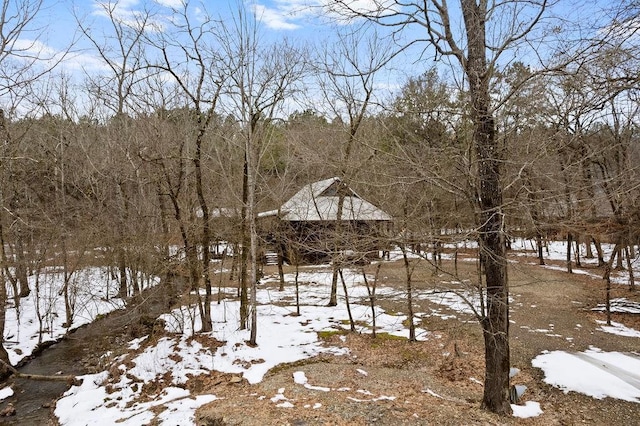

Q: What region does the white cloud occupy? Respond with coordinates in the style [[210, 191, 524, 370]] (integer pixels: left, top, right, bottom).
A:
[[90, 0, 180, 36], [62, 50, 111, 72], [320, 0, 400, 22], [13, 38, 61, 59], [155, 0, 185, 8], [249, 0, 398, 29], [92, 0, 164, 32], [251, 3, 301, 30]]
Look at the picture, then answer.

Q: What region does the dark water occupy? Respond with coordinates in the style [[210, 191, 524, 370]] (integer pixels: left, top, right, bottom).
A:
[[0, 279, 181, 425]]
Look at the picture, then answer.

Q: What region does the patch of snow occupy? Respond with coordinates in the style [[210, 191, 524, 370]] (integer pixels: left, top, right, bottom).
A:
[[511, 401, 543, 418], [293, 371, 330, 392], [271, 388, 289, 403], [592, 298, 640, 314], [42, 244, 637, 425], [0, 386, 14, 401], [348, 395, 396, 402], [293, 371, 307, 385], [156, 395, 218, 424], [596, 320, 640, 338], [4, 267, 149, 365], [532, 348, 640, 403], [422, 389, 443, 398]]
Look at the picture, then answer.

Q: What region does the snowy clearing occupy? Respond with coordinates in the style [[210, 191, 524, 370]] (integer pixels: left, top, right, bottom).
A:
[[2, 239, 637, 424], [4, 267, 157, 365], [532, 348, 640, 403]]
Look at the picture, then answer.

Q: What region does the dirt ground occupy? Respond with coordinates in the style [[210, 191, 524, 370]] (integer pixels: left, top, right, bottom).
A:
[[192, 251, 640, 426]]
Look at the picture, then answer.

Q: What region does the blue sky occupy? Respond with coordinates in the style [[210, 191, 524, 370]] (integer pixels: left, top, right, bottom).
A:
[[11, 0, 426, 117], [36, 0, 354, 71], [16, 0, 620, 72], [27, 0, 615, 72], [7, 0, 618, 118]]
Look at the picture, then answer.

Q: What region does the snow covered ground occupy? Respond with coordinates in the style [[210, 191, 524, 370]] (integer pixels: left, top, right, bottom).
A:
[[1, 239, 639, 424], [52, 269, 433, 425], [3, 266, 156, 365], [512, 238, 640, 287], [513, 240, 640, 407], [48, 265, 559, 424], [532, 348, 640, 403]]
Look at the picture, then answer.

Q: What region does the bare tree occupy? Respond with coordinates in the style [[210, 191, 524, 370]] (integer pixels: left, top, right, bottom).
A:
[[312, 29, 393, 306], [220, 7, 306, 345], [0, 0, 57, 377], [328, 0, 559, 413], [74, 0, 156, 299]]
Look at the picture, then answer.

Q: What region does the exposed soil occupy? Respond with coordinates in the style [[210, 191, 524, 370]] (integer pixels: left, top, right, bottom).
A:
[[195, 252, 640, 425], [2, 251, 640, 425]]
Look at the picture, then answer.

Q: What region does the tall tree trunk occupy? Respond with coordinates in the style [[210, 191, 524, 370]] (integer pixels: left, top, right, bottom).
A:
[[566, 232, 573, 274], [585, 236, 594, 259], [246, 131, 259, 346], [603, 242, 620, 326], [62, 238, 73, 328], [616, 245, 624, 270], [536, 233, 545, 265], [593, 237, 605, 267], [401, 246, 416, 342], [156, 183, 175, 303], [165, 164, 206, 335], [194, 113, 213, 333], [277, 247, 285, 292], [117, 247, 128, 298], [116, 181, 129, 298], [362, 264, 380, 338], [239, 157, 249, 330], [462, 0, 511, 414], [625, 245, 635, 291], [329, 185, 346, 307], [0, 223, 12, 378], [294, 255, 301, 316], [15, 232, 30, 298], [338, 270, 355, 332], [0, 111, 14, 377]]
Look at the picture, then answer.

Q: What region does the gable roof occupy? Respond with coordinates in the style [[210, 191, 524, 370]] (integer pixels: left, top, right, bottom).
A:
[[278, 177, 392, 222]]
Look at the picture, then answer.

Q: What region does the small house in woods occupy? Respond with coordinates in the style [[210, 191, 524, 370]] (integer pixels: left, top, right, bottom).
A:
[[260, 177, 393, 264]]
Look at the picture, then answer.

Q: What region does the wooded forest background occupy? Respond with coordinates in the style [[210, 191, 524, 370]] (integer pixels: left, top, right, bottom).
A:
[[1, 0, 639, 416]]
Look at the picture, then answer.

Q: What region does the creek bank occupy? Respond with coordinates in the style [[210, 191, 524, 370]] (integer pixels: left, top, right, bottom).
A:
[[0, 278, 183, 425]]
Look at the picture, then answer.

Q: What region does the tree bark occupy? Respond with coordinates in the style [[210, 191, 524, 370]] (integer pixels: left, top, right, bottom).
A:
[[239, 156, 249, 330], [624, 245, 635, 291], [401, 246, 416, 342], [566, 232, 573, 274], [15, 233, 30, 298], [246, 129, 259, 346], [536, 233, 545, 265], [461, 0, 511, 415], [329, 184, 347, 307], [194, 112, 214, 332], [603, 242, 620, 326], [0, 235, 11, 379]]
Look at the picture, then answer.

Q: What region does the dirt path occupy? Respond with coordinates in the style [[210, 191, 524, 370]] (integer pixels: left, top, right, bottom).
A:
[[505, 258, 640, 425], [196, 255, 640, 425], [3, 255, 638, 425]]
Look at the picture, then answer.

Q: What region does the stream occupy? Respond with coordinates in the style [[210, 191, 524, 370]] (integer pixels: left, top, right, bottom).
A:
[[0, 278, 182, 425]]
